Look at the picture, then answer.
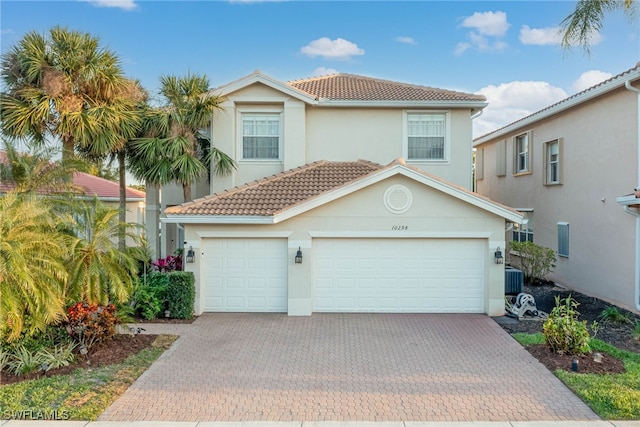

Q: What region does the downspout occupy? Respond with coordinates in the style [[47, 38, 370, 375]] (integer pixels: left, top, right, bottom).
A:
[[624, 80, 640, 311]]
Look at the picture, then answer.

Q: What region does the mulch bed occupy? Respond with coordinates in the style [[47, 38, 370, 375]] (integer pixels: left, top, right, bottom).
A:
[[527, 344, 626, 374], [1, 334, 157, 386], [500, 282, 640, 374]]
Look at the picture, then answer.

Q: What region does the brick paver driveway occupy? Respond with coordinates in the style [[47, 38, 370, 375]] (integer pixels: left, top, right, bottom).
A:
[[99, 313, 598, 422]]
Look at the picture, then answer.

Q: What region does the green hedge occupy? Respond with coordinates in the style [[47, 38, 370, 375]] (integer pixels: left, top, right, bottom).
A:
[[166, 272, 195, 319]]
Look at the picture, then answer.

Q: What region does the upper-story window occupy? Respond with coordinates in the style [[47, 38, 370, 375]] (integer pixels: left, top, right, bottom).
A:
[[241, 113, 281, 160], [406, 112, 447, 160], [544, 139, 562, 185], [514, 132, 530, 174]]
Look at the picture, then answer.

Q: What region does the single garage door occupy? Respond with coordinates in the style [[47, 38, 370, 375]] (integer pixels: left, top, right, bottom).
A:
[[314, 238, 485, 313], [203, 238, 288, 312]]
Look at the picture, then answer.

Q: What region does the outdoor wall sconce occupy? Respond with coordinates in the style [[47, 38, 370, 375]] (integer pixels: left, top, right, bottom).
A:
[[295, 247, 303, 264], [494, 247, 504, 264], [186, 246, 195, 263]]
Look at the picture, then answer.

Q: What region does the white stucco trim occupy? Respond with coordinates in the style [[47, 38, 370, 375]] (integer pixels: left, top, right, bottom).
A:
[[163, 215, 274, 224], [210, 72, 318, 104], [196, 231, 292, 238], [308, 231, 492, 239]]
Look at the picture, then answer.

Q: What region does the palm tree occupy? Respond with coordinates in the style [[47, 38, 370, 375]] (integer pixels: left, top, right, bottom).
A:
[[0, 192, 68, 342], [128, 73, 235, 202], [0, 26, 135, 162], [1, 27, 146, 249], [65, 199, 142, 305], [0, 140, 82, 195], [560, 0, 637, 52]]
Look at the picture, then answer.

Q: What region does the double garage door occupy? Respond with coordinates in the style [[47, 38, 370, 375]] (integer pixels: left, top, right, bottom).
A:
[[203, 238, 485, 313]]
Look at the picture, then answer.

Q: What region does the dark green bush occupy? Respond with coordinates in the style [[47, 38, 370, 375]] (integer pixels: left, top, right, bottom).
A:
[[508, 241, 557, 284], [166, 272, 195, 319], [129, 273, 170, 320]]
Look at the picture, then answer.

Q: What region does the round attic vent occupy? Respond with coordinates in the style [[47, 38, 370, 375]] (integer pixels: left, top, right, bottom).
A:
[[384, 184, 412, 214]]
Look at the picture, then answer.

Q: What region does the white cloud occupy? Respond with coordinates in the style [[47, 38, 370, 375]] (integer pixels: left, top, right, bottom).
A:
[[81, 0, 137, 10], [313, 67, 338, 76], [473, 81, 568, 137], [571, 70, 613, 93], [461, 11, 510, 36], [300, 37, 365, 60], [519, 25, 562, 45], [395, 36, 417, 45], [454, 42, 471, 56], [457, 11, 509, 55]]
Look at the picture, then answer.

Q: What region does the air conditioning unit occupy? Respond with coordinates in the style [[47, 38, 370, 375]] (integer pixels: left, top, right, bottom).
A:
[[505, 267, 524, 294]]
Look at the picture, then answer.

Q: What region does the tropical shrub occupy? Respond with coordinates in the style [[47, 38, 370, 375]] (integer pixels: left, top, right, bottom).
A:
[[0, 192, 68, 342], [151, 254, 183, 273], [508, 241, 557, 284], [543, 295, 591, 355], [166, 272, 195, 319], [129, 273, 170, 320], [64, 302, 120, 352]]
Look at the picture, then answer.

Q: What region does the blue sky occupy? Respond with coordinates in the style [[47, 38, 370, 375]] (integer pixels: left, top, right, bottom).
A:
[[1, 0, 639, 137]]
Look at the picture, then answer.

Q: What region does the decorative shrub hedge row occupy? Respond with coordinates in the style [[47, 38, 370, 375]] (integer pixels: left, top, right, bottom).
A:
[[166, 272, 195, 319]]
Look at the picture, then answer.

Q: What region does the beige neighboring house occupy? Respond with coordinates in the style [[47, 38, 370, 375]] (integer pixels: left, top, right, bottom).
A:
[[151, 71, 524, 316], [475, 64, 640, 315]]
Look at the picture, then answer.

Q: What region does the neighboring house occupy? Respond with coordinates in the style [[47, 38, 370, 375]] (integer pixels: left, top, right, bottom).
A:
[[0, 151, 146, 238], [153, 71, 523, 316], [474, 64, 640, 315]]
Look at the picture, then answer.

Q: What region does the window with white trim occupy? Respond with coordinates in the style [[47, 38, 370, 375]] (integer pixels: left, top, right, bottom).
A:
[[544, 139, 561, 185], [406, 113, 446, 160], [514, 132, 530, 174], [558, 222, 569, 257], [241, 113, 280, 160]]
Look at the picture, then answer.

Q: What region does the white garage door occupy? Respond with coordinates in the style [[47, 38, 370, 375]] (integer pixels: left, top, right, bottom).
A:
[[203, 238, 287, 312], [314, 238, 485, 313]]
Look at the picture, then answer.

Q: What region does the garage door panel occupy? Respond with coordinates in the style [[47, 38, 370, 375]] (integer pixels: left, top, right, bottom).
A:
[[314, 238, 485, 313], [203, 238, 287, 312]]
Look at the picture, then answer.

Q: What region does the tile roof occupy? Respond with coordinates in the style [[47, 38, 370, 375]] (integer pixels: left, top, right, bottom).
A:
[[288, 73, 486, 102], [166, 160, 382, 216], [73, 172, 145, 200], [0, 151, 145, 200]]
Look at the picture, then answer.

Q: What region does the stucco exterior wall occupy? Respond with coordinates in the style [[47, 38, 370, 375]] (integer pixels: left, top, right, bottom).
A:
[[183, 175, 507, 317], [475, 87, 639, 313]]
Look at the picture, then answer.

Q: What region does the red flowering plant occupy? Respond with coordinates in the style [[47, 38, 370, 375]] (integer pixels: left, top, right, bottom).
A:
[[151, 254, 183, 272], [65, 302, 120, 354]]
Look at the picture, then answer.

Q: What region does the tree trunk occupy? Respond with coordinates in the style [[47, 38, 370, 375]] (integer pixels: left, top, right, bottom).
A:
[[118, 150, 127, 251], [183, 182, 191, 203]]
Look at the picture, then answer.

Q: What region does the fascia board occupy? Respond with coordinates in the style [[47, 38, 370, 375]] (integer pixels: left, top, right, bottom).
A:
[[274, 165, 523, 224], [162, 215, 274, 224], [211, 74, 317, 104], [474, 71, 640, 147]]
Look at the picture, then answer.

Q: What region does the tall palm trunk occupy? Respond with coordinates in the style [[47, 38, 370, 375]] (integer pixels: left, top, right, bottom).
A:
[[118, 150, 127, 251], [183, 182, 191, 203]]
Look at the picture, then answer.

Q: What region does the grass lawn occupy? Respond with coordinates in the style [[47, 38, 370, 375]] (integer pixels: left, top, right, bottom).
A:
[[0, 334, 177, 421], [513, 333, 640, 420]]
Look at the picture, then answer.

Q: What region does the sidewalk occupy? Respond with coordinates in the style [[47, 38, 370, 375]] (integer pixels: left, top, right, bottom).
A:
[[1, 420, 639, 426]]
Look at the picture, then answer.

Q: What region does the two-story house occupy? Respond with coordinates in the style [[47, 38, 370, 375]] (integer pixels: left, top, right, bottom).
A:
[[152, 71, 523, 316], [475, 64, 640, 315]]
